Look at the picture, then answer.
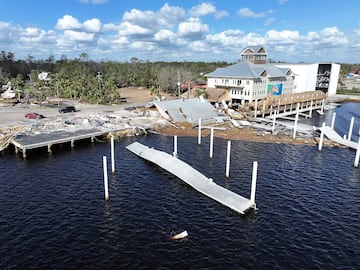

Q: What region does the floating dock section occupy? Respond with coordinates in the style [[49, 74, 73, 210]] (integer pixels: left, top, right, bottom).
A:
[[126, 142, 256, 214], [321, 126, 358, 149]]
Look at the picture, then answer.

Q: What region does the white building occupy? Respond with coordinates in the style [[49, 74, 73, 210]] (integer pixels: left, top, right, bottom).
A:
[[274, 63, 340, 96], [205, 46, 341, 105], [206, 61, 294, 105]]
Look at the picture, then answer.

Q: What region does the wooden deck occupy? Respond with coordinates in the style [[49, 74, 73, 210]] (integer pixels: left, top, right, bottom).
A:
[[11, 128, 111, 157], [126, 142, 256, 215]]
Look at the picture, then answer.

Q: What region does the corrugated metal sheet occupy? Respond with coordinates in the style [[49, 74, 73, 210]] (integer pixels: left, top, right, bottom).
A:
[[154, 98, 218, 123]]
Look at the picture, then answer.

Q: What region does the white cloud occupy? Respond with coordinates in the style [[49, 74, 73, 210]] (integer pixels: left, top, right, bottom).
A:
[[158, 3, 186, 25], [237, 8, 273, 18], [83, 18, 102, 33], [178, 17, 209, 39], [154, 29, 176, 43], [189, 3, 228, 20], [118, 21, 153, 37], [63, 30, 95, 42], [56, 15, 82, 30], [215, 10, 229, 20], [265, 29, 301, 44], [189, 3, 216, 17]]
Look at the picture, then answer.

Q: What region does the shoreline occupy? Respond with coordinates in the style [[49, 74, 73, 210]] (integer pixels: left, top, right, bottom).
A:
[[1, 92, 359, 151]]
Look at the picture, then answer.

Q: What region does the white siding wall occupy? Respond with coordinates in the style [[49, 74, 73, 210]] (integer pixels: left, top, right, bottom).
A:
[[328, 63, 340, 96], [275, 63, 318, 93], [282, 76, 295, 94]]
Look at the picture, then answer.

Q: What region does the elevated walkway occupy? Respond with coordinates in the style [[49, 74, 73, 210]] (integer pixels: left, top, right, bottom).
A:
[[126, 142, 256, 215]]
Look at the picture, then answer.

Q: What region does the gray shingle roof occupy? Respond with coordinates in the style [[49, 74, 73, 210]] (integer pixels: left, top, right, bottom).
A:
[[205, 61, 290, 79]]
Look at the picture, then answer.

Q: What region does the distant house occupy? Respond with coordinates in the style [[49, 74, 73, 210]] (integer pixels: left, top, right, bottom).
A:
[[205, 46, 294, 105]]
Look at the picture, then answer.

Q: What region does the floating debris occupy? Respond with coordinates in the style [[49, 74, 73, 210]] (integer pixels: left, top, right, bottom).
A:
[[169, 230, 188, 240]]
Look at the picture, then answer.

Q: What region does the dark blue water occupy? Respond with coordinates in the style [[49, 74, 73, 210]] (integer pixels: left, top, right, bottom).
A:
[[1, 103, 359, 269]]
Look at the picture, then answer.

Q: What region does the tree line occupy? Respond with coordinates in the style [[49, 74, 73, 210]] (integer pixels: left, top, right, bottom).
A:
[[0, 51, 229, 104]]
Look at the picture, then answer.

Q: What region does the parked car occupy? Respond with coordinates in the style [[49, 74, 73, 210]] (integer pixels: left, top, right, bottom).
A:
[[25, 113, 45, 119], [59, 106, 76, 113]]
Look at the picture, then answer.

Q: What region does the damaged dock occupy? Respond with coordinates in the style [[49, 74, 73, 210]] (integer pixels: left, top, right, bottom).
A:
[[11, 128, 111, 158], [126, 141, 257, 215]]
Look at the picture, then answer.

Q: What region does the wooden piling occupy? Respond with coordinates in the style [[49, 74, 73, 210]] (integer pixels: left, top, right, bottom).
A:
[[173, 135, 178, 158], [225, 141, 231, 178], [250, 161, 258, 205], [103, 156, 109, 201], [111, 135, 115, 174], [318, 122, 325, 151], [331, 112, 336, 130], [198, 118, 202, 145], [348, 117, 354, 141], [209, 128, 214, 158], [293, 103, 300, 139], [354, 136, 360, 168]]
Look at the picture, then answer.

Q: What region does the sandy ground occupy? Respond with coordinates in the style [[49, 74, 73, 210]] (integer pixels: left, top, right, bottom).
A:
[[0, 87, 351, 147]]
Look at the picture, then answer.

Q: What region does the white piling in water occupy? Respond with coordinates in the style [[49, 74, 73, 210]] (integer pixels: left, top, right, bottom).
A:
[[354, 136, 360, 168], [318, 122, 325, 151], [209, 128, 214, 158], [250, 161, 258, 205], [331, 112, 336, 130], [225, 141, 231, 178], [198, 118, 202, 145], [110, 135, 115, 174], [348, 117, 354, 141], [103, 156, 109, 201], [173, 135, 178, 158], [293, 103, 300, 139]]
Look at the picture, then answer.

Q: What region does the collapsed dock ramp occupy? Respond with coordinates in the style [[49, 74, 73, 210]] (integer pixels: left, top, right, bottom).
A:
[[126, 142, 256, 215]]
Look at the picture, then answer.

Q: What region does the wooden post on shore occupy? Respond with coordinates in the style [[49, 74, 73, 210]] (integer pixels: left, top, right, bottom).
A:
[[331, 112, 336, 130], [110, 134, 115, 174], [254, 99, 258, 118], [309, 100, 313, 118], [225, 141, 231, 178], [198, 118, 202, 145], [173, 135, 178, 158], [318, 122, 325, 151], [272, 111, 277, 134], [250, 161, 258, 205], [321, 98, 325, 114], [103, 156, 109, 201], [209, 128, 214, 158], [262, 102, 265, 118], [348, 117, 354, 141], [354, 135, 360, 168], [293, 103, 300, 139]]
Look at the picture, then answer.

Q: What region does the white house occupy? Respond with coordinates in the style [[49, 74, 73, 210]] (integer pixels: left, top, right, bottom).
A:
[[205, 46, 294, 105], [205, 46, 341, 105]]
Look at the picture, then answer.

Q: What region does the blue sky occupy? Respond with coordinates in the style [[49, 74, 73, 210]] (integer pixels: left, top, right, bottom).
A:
[[1, 0, 359, 63]]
